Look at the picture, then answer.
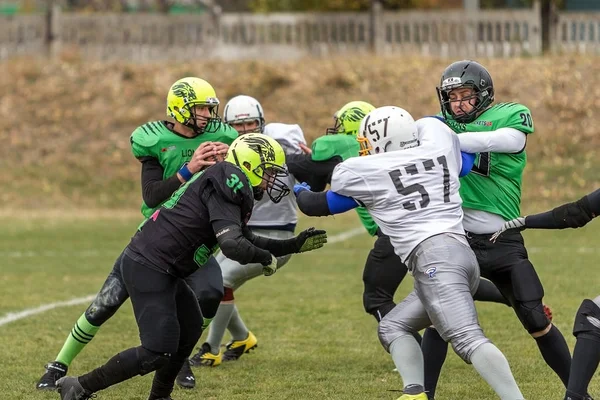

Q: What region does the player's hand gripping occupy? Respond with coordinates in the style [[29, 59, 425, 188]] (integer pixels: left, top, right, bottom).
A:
[[490, 217, 526, 243], [261, 254, 278, 276], [187, 142, 227, 174], [294, 227, 328, 253], [293, 182, 311, 196]]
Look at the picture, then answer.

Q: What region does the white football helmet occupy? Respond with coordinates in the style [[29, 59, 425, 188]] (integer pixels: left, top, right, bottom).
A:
[[357, 106, 418, 156], [223, 95, 265, 134]]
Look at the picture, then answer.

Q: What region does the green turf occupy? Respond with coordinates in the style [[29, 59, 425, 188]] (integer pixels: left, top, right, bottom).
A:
[[0, 212, 598, 399]]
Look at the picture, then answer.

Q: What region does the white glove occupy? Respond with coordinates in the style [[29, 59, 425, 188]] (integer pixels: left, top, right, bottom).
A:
[[490, 217, 526, 243], [261, 255, 278, 276]]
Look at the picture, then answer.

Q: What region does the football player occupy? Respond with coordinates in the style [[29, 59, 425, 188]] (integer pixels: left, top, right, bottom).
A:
[[421, 60, 574, 400], [37, 77, 238, 391], [287, 101, 509, 325], [55, 133, 328, 400], [492, 189, 600, 400], [189, 95, 307, 366], [294, 106, 523, 400]]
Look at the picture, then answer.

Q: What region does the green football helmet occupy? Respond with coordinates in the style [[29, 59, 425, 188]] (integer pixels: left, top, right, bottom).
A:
[[325, 101, 376, 136], [225, 133, 290, 203]]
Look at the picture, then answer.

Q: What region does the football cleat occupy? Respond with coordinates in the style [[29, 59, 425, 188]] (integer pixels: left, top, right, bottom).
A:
[[175, 359, 195, 389], [36, 361, 68, 390], [222, 331, 258, 362], [189, 342, 222, 367], [56, 376, 96, 400], [396, 393, 428, 400]]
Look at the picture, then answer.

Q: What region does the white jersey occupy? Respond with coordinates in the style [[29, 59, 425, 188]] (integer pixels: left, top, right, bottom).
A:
[[247, 123, 306, 229], [331, 117, 465, 263]]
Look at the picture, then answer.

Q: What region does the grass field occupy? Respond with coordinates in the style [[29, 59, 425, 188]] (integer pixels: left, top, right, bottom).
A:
[[1, 211, 599, 400]]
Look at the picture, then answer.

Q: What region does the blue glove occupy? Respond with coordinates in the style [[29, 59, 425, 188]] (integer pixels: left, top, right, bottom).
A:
[[293, 182, 311, 196]]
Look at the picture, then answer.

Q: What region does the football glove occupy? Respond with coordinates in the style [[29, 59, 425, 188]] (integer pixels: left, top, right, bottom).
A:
[[490, 217, 526, 243], [295, 227, 327, 253], [261, 254, 278, 276], [293, 182, 311, 196]]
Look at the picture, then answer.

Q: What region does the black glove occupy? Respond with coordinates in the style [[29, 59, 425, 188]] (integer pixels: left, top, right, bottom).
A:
[[295, 227, 328, 253]]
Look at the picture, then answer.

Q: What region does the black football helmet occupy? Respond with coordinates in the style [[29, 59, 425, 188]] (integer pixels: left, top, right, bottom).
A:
[[436, 60, 494, 123]]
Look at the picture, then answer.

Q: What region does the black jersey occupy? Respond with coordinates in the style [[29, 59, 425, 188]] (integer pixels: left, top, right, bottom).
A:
[[128, 161, 255, 278]]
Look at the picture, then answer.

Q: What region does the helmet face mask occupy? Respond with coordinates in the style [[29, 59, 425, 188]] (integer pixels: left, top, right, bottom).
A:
[[167, 77, 222, 136], [325, 101, 376, 136], [224, 95, 265, 135], [436, 60, 494, 123], [225, 133, 290, 204]]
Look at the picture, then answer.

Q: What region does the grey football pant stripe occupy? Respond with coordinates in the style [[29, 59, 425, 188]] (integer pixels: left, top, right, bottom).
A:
[[378, 233, 490, 362], [218, 228, 295, 290]]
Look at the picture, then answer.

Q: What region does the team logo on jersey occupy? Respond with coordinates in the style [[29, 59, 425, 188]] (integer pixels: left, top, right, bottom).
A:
[[425, 267, 437, 278], [161, 145, 176, 152]]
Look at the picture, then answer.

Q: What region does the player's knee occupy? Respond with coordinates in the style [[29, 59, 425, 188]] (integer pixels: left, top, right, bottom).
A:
[[136, 346, 171, 376], [378, 317, 412, 352], [573, 298, 600, 343], [448, 327, 490, 363], [511, 259, 544, 303], [515, 300, 550, 334]]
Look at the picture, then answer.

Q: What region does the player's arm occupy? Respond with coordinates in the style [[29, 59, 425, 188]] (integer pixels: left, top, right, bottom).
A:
[[242, 225, 327, 257], [285, 153, 341, 192], [139, 157, 183, 208], [526, 189, 599, 229], [460, 151, 476, 177], [457, 127, 526, 154], [294, 184, 361, 216], [491, 189, 600, 241]]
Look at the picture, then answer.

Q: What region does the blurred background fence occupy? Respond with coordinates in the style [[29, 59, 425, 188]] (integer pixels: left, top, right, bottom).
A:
[[2, 0, 595, 61]]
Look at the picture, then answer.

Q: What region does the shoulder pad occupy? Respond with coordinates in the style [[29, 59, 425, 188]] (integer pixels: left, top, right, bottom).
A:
[[492, 103, 534, 134], [130, 121, 167, 158], [203, 162, 254, 207], [264, 123, 307, 155], [213, 122, 239, 145], [312, 135, 359, 162]]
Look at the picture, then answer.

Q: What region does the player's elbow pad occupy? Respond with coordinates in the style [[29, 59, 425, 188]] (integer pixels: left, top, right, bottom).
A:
[[551, 196, 595, 229], [216, 227, 269, 265]]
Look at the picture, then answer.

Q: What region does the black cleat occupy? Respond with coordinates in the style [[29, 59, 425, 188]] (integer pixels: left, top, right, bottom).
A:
[[56, 376, 95, 400], [36, 361, 68, 391], [175, 359, 195, 389]]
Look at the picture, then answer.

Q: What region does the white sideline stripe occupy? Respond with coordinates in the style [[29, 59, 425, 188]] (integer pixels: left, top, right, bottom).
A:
[[0, 295, 96, 327], [0, 227, 367, 328]]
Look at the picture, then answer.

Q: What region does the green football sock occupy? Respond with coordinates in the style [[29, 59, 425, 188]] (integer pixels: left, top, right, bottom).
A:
[[55, 313, 100, 366]]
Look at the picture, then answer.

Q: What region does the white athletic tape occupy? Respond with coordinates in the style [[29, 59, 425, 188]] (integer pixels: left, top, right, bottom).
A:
[[0, 227, 367, 327]]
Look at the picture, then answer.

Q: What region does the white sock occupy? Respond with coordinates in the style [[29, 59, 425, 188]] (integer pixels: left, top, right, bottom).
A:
[[471, 343, 524, 400], [389, 334, 424, 388]]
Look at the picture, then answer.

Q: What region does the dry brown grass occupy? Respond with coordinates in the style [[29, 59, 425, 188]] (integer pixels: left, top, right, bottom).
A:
[[1, 54, 598, 211]]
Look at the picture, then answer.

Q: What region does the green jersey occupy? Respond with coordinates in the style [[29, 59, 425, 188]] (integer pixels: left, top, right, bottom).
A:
[[130, 120, 238, 217], [311, 135, 378, 236], [445, 102, 534, 220]]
